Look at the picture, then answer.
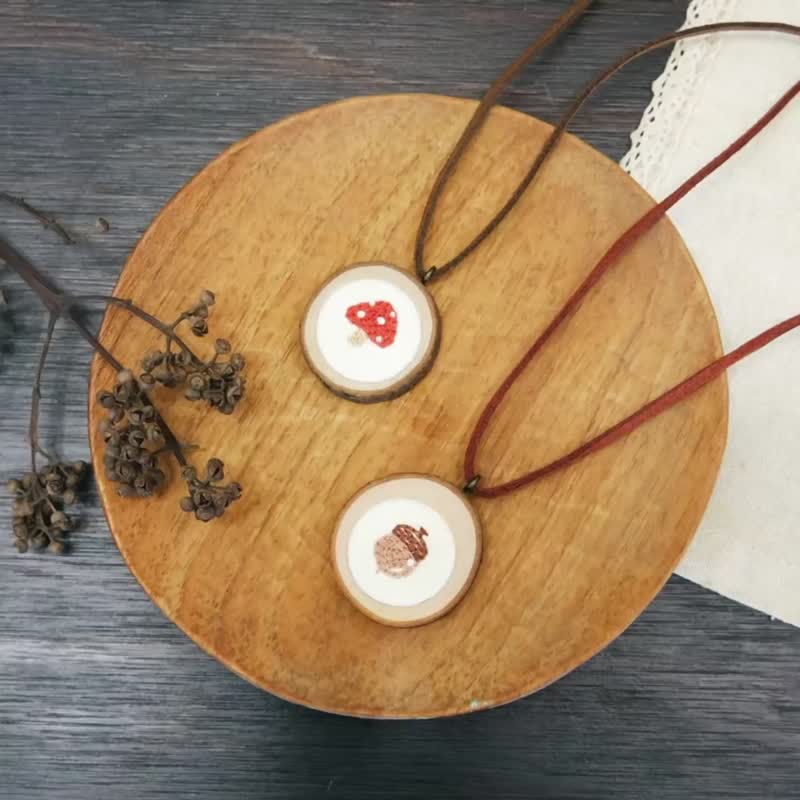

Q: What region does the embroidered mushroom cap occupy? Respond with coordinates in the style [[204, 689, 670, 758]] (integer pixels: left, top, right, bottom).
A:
[[345, 300, 398, 348]]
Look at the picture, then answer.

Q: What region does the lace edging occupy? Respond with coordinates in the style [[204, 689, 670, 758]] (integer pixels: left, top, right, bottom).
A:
[[620, 0, 738, 195]]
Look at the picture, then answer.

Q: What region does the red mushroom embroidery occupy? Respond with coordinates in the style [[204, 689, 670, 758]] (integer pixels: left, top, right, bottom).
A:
[[345, 300, 397, 348]]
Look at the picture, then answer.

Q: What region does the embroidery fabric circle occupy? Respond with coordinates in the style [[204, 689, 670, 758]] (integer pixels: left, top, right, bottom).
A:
[[301, 263, 439, 402], [347, 498, 456, 607], [333, 474, 482, 627]]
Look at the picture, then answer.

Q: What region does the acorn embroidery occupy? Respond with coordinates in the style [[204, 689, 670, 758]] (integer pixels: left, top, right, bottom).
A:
[[346, 300, 397, 348], [374, 523, 429, 578]]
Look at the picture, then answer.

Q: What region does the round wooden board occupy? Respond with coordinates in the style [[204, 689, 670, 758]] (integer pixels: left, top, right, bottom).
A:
[[89, 94, 727, 718]]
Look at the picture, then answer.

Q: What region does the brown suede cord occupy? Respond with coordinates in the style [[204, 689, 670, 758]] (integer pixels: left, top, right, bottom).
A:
[[415, 20, 800, 285], [413, 0, 595, 283]]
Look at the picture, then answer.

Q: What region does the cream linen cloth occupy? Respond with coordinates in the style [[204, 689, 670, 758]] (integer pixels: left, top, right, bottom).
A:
[[621, 0, 800, 624]]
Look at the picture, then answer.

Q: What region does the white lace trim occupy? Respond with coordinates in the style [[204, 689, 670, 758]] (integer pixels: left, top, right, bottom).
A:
[[620, 0, 739, 196]]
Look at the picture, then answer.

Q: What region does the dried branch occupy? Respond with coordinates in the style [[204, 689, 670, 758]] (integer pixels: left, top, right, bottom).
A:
[[70, 306, 189, 469], [74, 294, 203, 364], [29, 314, 58, 472], [0, 214, 245, 550], [0, 191, 75, 245], [0, 234, 188, 468]]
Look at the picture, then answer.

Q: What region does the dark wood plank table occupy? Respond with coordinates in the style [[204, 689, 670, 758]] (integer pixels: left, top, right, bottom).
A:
[[2, 2, 799, 798]]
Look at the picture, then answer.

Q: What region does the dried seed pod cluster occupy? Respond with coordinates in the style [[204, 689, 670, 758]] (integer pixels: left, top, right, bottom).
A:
[[92, 293, 245, 526], [140, 348, 191, 389], [98, 370, 167, 498], [182, 339, 245, 415], [4, 249, 246, 553], [180, 459, 242, 522], [139, 290, 246, 415], [7, 461, 88, 553]]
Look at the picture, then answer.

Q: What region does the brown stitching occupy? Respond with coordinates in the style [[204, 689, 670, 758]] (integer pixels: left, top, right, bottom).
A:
[[392, 524, 429, 562], [374, 523, 430, 578]]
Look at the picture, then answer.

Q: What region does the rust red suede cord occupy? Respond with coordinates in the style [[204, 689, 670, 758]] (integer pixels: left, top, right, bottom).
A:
[[464, 80, 800, 499]]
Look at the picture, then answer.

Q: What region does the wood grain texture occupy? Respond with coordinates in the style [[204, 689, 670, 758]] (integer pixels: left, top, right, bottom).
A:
[[3, 0, 800, 796], [87, 93, 726, 716]]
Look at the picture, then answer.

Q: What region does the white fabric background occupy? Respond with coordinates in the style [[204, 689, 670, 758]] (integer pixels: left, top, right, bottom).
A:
[[622, 0, 800, 625]]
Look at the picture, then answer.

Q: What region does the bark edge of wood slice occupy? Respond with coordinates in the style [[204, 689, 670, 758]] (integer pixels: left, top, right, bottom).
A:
[[88, 94, 728, 718], [300, 262, 440, 403]]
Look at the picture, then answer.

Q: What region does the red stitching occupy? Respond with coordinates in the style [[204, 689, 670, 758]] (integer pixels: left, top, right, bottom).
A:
[[346, 300, 398, 348]]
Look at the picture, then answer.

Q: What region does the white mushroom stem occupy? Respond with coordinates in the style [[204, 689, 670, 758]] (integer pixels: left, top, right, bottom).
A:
[[348, 327, 367, 346]]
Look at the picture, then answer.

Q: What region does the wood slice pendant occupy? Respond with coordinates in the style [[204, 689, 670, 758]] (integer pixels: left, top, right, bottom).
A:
[[301, 263, 440, 402], [333, 474, 482, 626]]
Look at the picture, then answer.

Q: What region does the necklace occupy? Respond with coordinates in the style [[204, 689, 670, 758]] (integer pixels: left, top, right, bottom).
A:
[[331, 39, 800, 624], [300, 0, 591, 402], [300, 6, 799, 404]]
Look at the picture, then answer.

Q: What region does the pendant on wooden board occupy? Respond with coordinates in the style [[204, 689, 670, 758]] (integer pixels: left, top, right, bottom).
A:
[[301, 263, 440, 403], [332, 474, 482, 626]]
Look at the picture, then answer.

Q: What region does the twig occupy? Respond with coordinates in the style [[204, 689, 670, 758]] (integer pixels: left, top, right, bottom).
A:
[[73, 294, 203, 364], [0, 192, 75, 245], [0, 235, 188, 469], [0, 236, 63, 311], [29, 314, 58, 472], [66, 306, 188, 467]]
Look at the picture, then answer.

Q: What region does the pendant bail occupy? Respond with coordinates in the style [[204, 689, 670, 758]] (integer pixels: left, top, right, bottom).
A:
[[421, 266, 438, 285], [462, 474, 481, 494]]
